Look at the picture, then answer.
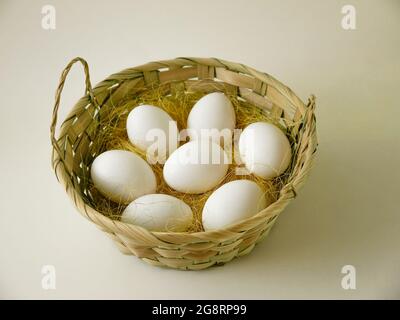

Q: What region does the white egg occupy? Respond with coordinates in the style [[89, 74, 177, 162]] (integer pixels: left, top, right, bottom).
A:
[[202, 180, 268, 231], [187, 92, 236, 145], [126, 105, 179, 162], [91, 150, 157, 204], [239, 122, 292, 179], [163, 140, 229, 194], [121, 194, 193, 232]]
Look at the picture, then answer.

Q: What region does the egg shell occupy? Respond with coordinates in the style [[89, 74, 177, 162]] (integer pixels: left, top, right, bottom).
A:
[[187, 92, 236, 145], [202, 180, 268, 231], [163, 140, 229, 194], [127, 105, 179, 162], [121, 194, 193, 232], [239, 122, 292, 179], [91, 150, 157, 204]]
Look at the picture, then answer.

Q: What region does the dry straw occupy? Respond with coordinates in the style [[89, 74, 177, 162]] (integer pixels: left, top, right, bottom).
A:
[[51, 57, 317, 270]]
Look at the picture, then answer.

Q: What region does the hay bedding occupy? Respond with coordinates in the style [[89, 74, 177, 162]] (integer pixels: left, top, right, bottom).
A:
[[85, 84, 292, 232]]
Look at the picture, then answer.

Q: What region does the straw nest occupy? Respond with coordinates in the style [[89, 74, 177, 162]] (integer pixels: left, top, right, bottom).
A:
[[51, 57, 317, 270]]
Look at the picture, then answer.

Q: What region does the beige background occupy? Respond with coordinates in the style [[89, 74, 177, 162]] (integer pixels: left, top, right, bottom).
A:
[[0, 0, 399, 299]]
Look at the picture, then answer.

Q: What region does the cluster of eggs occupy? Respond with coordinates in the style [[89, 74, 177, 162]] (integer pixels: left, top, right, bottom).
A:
[[91, 92, 292, 232]]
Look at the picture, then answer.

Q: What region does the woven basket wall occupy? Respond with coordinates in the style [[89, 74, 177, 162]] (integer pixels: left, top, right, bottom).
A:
[[51, 57, 317, 270]]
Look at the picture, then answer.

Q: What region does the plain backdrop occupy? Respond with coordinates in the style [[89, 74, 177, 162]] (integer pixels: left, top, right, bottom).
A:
[[0, 0, 399, 299]]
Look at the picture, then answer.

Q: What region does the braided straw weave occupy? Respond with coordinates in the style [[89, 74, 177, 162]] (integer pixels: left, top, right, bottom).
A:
[[51, 57, 317, 270]]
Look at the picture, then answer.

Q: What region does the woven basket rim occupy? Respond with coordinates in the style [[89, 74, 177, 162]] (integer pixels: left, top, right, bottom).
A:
[[51, 56, 317, 242]]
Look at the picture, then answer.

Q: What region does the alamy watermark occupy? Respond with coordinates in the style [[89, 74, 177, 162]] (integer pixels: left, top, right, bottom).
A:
[[341, 5, 356, 30], [41, 265, 56, 290], [140, 124, 253, 175], [41, 5, 56, 30], [341, 265, 356, 290]]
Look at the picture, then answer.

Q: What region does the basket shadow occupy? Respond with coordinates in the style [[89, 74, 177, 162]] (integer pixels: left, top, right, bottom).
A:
[[212, 142, 372, 272]]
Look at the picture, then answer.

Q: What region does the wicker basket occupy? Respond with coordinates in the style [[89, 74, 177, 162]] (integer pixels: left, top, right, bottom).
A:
[[51, 57, 317, 270]]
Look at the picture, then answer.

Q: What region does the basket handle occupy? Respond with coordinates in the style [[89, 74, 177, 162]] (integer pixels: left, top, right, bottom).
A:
[[50, 57, 97, 148], [307, 94, 316, 112], [286, 94, 316, 199]]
